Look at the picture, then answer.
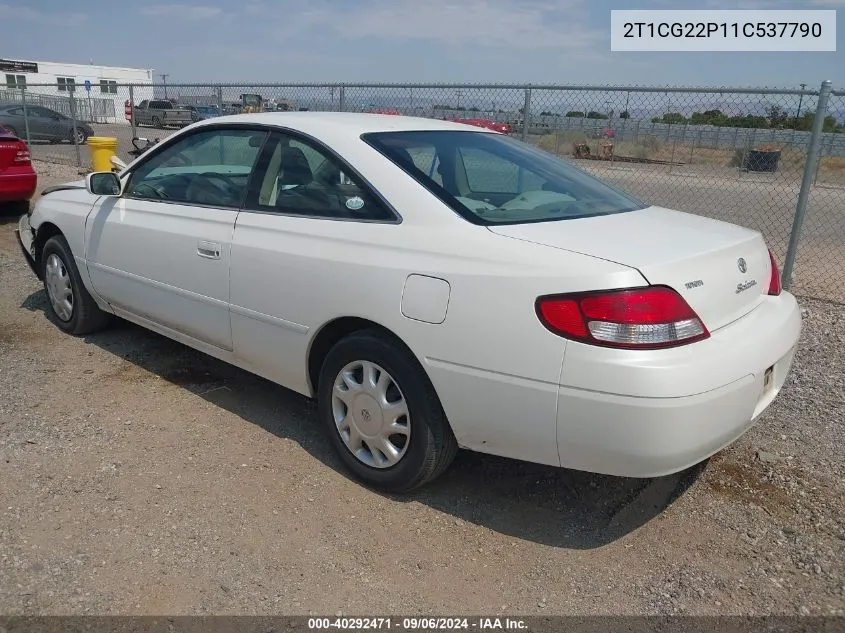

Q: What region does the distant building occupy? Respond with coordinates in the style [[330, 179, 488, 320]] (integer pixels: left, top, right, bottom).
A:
[[1, 58, 155, 124]]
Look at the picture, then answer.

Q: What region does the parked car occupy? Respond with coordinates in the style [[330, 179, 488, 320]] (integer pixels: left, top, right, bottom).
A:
[[195, 105, 221, 120], [364, 108, 401, 115], [177, 105, 221, 122], [0, 124, 37, 206], [133, 99, 194, 128], [15, 113, 801, 492], [448, 117, 511, 134], [0, 103, 93, 144]]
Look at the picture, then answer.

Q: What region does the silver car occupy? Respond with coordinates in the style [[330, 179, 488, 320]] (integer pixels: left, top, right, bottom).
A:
[[0, 103, 94, 144]]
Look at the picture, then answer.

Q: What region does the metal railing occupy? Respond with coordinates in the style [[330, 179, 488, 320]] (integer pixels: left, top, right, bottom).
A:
[[4, 80, 843, 303]]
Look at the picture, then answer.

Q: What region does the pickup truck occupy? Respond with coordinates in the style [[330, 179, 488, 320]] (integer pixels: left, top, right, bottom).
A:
[[132, 100, 194, 128]]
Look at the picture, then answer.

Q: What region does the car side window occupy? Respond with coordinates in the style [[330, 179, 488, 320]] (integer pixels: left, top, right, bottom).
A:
[[247, 132, 394, 221], [126, 128, 266, 208]]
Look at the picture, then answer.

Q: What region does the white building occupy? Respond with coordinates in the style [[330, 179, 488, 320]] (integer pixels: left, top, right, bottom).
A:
[[1, 58, 155, 124]]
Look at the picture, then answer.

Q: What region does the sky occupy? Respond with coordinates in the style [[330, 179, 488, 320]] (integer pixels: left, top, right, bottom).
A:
[[1, 0, 843, 88]]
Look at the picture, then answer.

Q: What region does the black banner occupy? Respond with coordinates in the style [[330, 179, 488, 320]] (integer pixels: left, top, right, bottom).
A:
[[0, 617, 842, 633], [0, 58, 38, 73]]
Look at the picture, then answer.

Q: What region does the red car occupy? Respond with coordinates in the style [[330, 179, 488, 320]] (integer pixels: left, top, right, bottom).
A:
[[364, 108, 401, 115], [0, 125, 36, 205], [448, 118, 512, 135]]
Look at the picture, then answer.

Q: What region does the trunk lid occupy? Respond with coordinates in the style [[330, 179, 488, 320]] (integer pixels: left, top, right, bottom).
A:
[[488, 206, 771, 332]]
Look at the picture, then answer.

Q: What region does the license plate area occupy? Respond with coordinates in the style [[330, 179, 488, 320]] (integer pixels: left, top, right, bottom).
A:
[[763, 366, 774, 392]]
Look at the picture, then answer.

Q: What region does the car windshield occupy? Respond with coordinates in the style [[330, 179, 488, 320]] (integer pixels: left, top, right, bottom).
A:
[[362, 130, 645, 225]]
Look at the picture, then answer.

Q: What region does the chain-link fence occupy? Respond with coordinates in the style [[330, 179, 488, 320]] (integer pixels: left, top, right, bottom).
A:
[[2, 80, 842, 303]]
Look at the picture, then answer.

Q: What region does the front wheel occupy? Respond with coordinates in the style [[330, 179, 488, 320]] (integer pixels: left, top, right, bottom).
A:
[[317, 330, 458, 492], [151, 116, 162, 128], [41, 235, 111, 335]]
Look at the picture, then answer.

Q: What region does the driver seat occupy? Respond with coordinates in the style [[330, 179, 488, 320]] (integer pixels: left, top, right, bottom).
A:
[[268, 146, 313, 205]]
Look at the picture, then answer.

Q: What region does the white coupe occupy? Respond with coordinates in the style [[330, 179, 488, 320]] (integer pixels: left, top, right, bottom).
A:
[[16, 113, 802, 491]]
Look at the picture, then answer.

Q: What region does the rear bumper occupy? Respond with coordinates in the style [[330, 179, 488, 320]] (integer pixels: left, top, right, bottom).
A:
[[0, 170, 37, 202], [556, 293, 802, 477]]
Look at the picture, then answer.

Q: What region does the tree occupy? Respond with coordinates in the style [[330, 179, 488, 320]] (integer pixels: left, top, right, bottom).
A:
[[566, 111, 585, 117], [586, 111, 609, 119], [689, 109, 728, 126], [619, 110, 630, 119], [659, 112, 686, 124], [766, 105, 789, 128]]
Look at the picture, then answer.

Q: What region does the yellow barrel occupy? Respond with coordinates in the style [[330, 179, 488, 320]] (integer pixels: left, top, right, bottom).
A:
[[87, 136, 120, 172]]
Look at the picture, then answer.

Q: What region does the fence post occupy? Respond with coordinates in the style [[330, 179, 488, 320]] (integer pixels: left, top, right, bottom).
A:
[[521, 86, 532, 142], [782, 80, 833, 291], [216, 85, 223, 113], [69, 92, 83, 169], [129, 84, 136, 140], [20, 87, 32, 147], [338, 85, 346, 113]]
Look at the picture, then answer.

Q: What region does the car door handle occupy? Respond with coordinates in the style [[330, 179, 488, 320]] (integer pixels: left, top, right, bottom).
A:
[[197, 241, 221, 260]]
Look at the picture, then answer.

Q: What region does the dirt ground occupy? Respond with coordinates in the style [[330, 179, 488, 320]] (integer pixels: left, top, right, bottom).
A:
[[0, 162, 843, 617]]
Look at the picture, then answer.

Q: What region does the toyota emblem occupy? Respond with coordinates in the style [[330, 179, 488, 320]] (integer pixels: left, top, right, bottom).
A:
[[737, 258, 747, 273]]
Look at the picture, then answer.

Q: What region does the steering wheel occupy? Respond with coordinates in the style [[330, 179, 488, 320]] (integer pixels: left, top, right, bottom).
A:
[[132, 182, 168, 199]]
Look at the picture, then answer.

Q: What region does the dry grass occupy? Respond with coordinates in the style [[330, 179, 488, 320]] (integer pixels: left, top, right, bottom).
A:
[[534, 133, 845, 185]]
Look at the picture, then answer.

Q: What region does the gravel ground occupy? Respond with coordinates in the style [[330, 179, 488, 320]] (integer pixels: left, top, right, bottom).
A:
[[0, 161, 843, 616]]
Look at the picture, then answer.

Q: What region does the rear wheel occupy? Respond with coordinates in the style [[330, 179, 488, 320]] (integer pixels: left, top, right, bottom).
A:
[[69, 128, 88, 145], [41, 235, 111, 335], [317, 330, 458, 492]]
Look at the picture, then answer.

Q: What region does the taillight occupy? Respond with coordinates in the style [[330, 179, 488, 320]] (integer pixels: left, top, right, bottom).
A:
[[536, 286, 710, 349], [768, 249, 782, 296], [13, 141, 30, 165]]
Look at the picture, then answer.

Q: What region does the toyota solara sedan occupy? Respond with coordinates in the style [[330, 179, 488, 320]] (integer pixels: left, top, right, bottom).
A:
[[16, 112, 801, 491]]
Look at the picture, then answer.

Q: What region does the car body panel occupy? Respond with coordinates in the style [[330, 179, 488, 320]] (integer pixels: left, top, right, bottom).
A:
[[556, 294, 800, 476], [0, 168, 36, 201], [229, 206, 643, 467], [489, 206, 772, 332], [85, 197, 237, 351]]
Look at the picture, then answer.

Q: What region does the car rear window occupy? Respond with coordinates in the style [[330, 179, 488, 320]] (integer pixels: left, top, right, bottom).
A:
[[362, 130, 645, 226]]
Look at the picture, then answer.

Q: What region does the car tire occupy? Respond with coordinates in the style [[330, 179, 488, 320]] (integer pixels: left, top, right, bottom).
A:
[[5, 126, 19, 138], [41, 235, 111, 336], [317, 329, 458, 492], [151, 116, 162, 128], [69, 128, 88, 145]]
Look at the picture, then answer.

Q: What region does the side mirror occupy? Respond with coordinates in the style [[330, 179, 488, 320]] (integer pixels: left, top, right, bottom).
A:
[[86, 172, 122, 196]]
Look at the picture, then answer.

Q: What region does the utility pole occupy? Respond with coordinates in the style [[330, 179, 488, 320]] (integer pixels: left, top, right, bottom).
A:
[[795, 82, 807, 128], [160, 73, 169, 100]]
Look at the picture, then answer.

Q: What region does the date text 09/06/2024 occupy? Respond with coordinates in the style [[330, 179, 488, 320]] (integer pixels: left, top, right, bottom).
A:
[[307, 617, 529, 630]]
